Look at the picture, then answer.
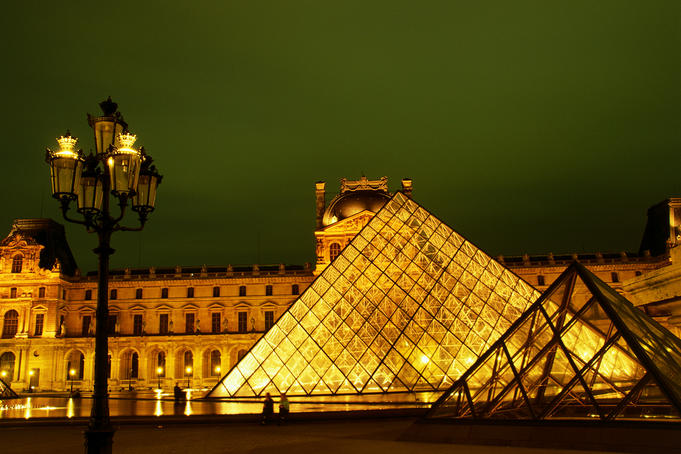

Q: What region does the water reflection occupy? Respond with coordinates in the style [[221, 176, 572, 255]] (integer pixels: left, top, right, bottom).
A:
[[0, 390, 432, 420]]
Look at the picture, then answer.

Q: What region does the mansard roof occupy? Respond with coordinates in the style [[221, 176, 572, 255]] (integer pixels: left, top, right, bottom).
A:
[[2, 219, 78, 276]]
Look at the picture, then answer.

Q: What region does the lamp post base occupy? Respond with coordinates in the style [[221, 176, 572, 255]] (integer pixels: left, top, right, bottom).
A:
[[85, 426, 115, 454]]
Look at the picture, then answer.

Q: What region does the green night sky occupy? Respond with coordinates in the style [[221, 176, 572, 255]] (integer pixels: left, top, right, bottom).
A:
[[2, 1, 680, 272]]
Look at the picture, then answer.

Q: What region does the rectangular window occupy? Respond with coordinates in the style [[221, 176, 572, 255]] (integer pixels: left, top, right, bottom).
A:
[[38, 287, 46, 298], [133, 314, 143, 335], [135, 288, 143, 299], [161, 288, 168, 298], [159, 313, 169, 334], [110, 289, 117, 300], [265, 285, 273, 296], [211, 313, 221, 333], [85, 289, 92, 300], [10, 288, 17, 298], [34, 313, 44, 336], [187, 287, 194, 298], [82, 315, 91, 336], [611, 272, 619, 283], [213, 286, 220, 297], [264, 311, 274, 331], [108, 314, 117, 335], [186, 313, 195, 334], [292, 284, 299, 295], [62, 289, 66, 299], [239, 286, 246, 297], [238, 312, 248, 333], [537, 275, 545, 286]]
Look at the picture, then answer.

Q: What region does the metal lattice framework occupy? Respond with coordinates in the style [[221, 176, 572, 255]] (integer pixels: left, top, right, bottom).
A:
[[427, 262, 681, 421], [0, 377, 18, 400], [209, 192, 542, 397]]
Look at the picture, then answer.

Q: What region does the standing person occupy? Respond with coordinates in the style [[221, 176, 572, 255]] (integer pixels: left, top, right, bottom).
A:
[[278, 392, 290, 425], [261, 393, 274, 425], [173, 382, 182, 404]]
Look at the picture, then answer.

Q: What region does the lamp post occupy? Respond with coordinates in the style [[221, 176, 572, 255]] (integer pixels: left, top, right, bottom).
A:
[[45, 98, 162, 454], [185, 366, 192, 389], [156, 367, 163, 389], [69, 368, 76, 394]]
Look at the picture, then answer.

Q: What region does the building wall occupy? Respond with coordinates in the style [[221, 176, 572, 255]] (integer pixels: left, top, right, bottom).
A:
[[0, 237, 313, 391]]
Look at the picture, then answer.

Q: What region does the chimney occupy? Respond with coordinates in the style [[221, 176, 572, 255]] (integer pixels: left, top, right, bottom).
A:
[[315, 181, 326, 229], [401, 178, 413, 198]]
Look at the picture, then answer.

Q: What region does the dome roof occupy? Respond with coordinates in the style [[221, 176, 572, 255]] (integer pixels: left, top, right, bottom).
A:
[[322, 190, 391, 226]]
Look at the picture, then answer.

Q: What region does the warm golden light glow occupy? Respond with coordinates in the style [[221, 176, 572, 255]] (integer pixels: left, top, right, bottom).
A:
[[28, 370, 34, 377], [157, 367, 163, 375], [212, 193, 541, 398], [185, 366, 192, 375], [0, 370, 6, 377], [67, 398, 74, 419], [114, 132, 138, 153], [69, 369, 76, 377], [215, 366, 221, 374], [54, 134, 79, 158]]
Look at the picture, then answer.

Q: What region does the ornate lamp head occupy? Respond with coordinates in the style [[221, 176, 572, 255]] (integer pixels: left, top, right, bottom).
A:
[[45, 131, 84, 201]]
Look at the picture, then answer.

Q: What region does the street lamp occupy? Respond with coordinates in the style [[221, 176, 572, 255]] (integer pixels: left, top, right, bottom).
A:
[[185, 366, 192, 388], [45, 98, 162, 454], [156, 367, 163, 389], [69, 368, 76, 394]]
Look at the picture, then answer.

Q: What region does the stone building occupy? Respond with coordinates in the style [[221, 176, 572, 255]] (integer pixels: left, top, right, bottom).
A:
[[0, 177, 679, 393], [0, 220, 313, 392]]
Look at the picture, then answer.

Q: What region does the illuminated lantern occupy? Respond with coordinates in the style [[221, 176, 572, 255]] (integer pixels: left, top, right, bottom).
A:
[[132, 151, 162, 216], [45, 132, 84, 201], [87, 97, 127, 156], [107, 132, 142, 197]]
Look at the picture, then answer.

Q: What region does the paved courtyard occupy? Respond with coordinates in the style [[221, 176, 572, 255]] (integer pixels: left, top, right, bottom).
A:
[[1, 417, 622, 454]]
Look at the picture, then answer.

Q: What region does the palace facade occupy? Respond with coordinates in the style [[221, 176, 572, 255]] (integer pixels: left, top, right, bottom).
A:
[[0, 177, 679, 393]]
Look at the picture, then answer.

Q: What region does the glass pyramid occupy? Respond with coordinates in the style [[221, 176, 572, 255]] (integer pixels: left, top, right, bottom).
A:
[[209, 192, 540, 397], [427, 262, 681, 421], [0, 377, 17, 400]]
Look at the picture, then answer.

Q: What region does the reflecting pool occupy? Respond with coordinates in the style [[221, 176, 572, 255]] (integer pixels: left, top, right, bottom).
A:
[[0, 390, 435, 420]]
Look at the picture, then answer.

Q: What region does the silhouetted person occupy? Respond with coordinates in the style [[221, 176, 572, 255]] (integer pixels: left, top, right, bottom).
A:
[[174, 382, 183, 404], [261, 392, 274, 425], [278, 392, 289, 425]]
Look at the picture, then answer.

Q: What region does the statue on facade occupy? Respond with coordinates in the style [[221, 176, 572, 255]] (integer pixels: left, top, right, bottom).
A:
[[222, 318, 228, 333], [59, 320, 65, 337], [195, 319, 201, 334], [115, 320, 121, 336], [88, 318, 95, 336], [250, 317, 255, 332], [169, 320, 174, 334]]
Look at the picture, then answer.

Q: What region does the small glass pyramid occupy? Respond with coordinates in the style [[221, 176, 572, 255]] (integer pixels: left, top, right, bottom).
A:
[[427, 262, 681, 421], [209, 192, 540, 397], [0, 377, 17, 400]]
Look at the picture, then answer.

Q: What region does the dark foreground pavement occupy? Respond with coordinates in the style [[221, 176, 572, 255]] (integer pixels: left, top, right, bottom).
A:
[[1, 417, 622, 454]]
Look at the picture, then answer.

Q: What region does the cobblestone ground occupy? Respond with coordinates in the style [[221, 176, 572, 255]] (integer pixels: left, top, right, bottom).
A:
[[1, 418, 620, 454]]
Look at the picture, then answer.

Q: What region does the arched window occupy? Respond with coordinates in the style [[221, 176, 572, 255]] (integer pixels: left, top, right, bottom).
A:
[[0, 351, 16, 380], [11, 255, 22, 273], [239, 286, 246, 297], [157, 352, 166, 377], [131, 352, 139, 379], [184, 350, 193, 371], [329, 243, 341, 261], [210, 350, 221, 376], [66, 351, 85, 380], [2, 310, 18, 338]]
